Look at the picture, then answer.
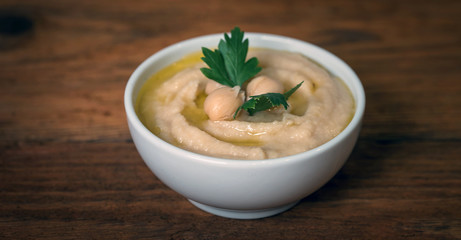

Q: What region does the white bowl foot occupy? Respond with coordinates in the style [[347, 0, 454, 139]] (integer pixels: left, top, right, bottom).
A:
[[188, 199, 299, 219]]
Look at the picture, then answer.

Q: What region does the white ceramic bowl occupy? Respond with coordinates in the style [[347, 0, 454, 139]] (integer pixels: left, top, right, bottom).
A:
[[124, 32, 365, 219]]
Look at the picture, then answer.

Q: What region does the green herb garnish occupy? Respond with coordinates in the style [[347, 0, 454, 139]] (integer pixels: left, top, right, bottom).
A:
[[200, 27, 303, 119], [234, 81, 304, 117], [200, 27, 261, 88]]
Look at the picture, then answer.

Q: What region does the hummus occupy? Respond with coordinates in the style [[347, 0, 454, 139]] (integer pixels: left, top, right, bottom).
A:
[[136, 49, 355, 160]]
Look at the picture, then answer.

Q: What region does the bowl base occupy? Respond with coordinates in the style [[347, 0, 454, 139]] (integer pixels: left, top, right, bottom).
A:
[[188, 199, 299, 219]]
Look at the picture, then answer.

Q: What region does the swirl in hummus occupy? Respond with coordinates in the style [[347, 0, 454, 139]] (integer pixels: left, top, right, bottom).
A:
[[136, 49, 355, 160]]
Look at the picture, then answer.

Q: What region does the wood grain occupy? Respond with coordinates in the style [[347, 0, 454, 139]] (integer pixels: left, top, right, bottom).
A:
[[1, 0, 460, 239]]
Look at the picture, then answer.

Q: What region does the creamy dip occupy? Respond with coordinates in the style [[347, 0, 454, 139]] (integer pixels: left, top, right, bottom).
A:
[[136, 49, 355, 160]]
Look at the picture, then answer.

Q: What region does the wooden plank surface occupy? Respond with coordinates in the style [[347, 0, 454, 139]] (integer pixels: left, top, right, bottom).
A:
[[1, 0, 460, 239]]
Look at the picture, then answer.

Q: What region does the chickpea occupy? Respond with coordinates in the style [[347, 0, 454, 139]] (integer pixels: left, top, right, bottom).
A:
[[204, 86, 244, 121], [245, 75, 284, 98]]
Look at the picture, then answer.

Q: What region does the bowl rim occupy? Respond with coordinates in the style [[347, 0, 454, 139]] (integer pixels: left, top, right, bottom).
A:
[[124, 32, 365, 166]]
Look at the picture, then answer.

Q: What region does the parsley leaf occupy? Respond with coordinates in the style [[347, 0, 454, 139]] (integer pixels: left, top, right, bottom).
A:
[[200, 27, 261, 88], [234, 81, 304, 117]]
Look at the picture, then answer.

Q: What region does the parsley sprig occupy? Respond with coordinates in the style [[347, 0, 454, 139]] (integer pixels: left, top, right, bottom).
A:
[[200, 27, 261, 87], [235, 81, 304, 117], [200, 27, 303, 118]]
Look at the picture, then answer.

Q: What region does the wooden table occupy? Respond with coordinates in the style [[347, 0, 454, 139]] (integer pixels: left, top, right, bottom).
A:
[[1, 0, 460, 239]]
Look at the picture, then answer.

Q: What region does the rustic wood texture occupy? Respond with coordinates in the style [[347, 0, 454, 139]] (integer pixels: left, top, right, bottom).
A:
[[1, 0, 460, 239]]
